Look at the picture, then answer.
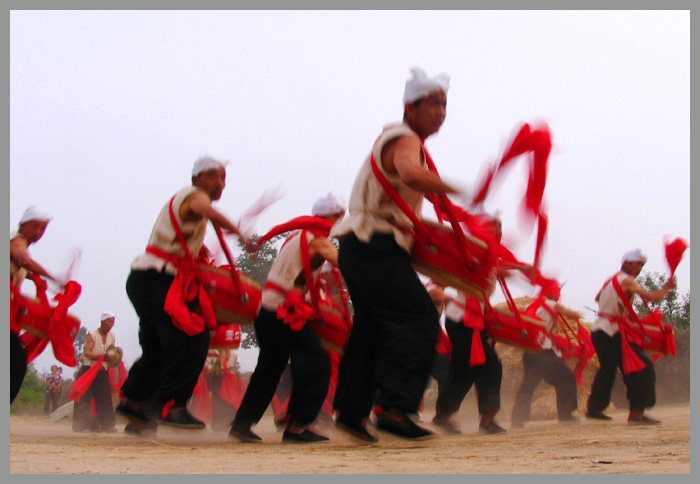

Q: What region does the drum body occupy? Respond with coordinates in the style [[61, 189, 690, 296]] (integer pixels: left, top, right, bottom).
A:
[[483, 307, 550, 353], [197, 264, 262, 326], [411, 220, 496, 298], [629, 323, 675, 356], [209, 324, 242, 350]]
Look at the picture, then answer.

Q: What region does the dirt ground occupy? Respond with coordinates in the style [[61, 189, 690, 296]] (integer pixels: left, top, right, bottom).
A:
[[10, 402, 689, 474]]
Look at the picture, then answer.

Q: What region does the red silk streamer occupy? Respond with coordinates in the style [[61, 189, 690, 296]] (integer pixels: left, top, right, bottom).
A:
[[607, 276, 652, 375], [68, 356, 106, 402], [109, 360, 128, 398], [664, 237, 688, 277], [190, 370, 212, 424], [219, 369, 247, 409], [47, 281, 82, 367], [435, 327, 452, 356], [471, 123, 552, 271], [256, 216, 334, 249], [462, 296, 486, 366]]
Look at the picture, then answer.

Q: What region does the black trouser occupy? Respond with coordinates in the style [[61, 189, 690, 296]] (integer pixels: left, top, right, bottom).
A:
[[44, 391, 61, 416], [431, 352, 451, 394], [511, 349, 578, 423], [333, 233, 440, 419], [10, 331, 27, 404], [587, 330, 656, 413], [72, 365, 116, 431], [435, 318, 502, 417], [233, 308, 330, 428], [121, 270, 210, 410]]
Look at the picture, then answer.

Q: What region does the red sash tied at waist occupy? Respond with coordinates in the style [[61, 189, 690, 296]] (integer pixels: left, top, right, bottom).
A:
[[145, 245, 217, 336], [264, 280, 314, 331]]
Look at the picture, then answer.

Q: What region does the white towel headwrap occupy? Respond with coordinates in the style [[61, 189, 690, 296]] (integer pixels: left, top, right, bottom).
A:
[[621, 249, 648, 264], [402, 67, 450, 105], [19, 206, 52, 225], [192, 156, 229, 176]]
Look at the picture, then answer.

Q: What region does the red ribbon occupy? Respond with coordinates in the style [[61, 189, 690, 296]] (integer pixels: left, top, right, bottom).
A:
[[219, 369, 247, 409], [68, 356, 106, 402], [276, 289, 315, 331], [664, 236, 688, 277]]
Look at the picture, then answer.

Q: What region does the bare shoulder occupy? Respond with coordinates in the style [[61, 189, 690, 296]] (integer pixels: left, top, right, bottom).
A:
[[380, 135, 421, 173]]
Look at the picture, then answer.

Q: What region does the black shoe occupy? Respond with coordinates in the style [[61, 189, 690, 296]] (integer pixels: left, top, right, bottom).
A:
[[376, 409, 434, 440], [586, 410, 612, 421], [116, 399, 152, 424], [229, 424, 263, 443], [432, 416, 462, 435], [628, 414, 661, 425], [158, 407, 206, 429], [479, 421, 506, 434], [480, 421, 507, 434], [335, 414, 378, 443], [282, 429, 329, 443]]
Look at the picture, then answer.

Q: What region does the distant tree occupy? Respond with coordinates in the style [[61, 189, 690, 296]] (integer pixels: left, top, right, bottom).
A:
[[11, 363, 46, 414], [234, 234, 284, 349], [74, 325, 88, 361], [634, 271, 690, 330]]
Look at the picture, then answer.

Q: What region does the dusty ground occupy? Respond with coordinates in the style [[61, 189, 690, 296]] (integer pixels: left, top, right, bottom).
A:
[[10, 402, 689, 474]]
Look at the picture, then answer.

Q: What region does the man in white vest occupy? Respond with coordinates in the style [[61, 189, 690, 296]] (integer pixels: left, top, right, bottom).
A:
[[72, 312, 117, 432], [118, 156, 246, 434], [585, 249, 675, 424], [330, 68, 465, 442]]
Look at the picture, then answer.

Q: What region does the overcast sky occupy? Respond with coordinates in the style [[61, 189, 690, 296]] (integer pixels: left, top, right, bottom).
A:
[[9, 10, 690, 374]]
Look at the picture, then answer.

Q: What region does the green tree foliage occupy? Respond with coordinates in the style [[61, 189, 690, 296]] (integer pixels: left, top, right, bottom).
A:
[[633, 270, 690, 330], [74, 325, 88, 361], [234, 234, 284, 349], [11, 363, 46, 414]]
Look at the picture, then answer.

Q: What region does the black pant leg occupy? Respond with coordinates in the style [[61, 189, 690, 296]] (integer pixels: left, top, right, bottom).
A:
[[436, 320, 477, 416], [72, 366, 94, 431], [233, 309, 291, 426], [10, 332, 27, 404], [511, 352, 544, 423], [473, 333, 502, 415], [539, 350, 578, 417], [621, 341, 656, 412], [92, 369, 116, 428], [587, 330, 621, 413]]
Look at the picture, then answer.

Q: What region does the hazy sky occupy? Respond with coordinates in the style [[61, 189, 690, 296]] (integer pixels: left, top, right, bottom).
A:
[[9, 10, 690, 374]]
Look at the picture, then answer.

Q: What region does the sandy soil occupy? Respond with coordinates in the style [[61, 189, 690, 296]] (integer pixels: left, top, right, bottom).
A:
[[10, 402, 689, 474]]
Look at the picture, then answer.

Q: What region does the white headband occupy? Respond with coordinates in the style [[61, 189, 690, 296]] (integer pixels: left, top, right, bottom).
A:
[[101, 311, 116, 322], [19, 206, 52, 225], [403, 67, 450, 105], [192, 156, 229, 177], [312, 193, 346, 217], [621, 249, 647, 264]]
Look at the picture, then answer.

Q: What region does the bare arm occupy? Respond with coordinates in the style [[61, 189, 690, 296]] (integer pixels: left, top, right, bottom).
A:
[[621, 276, 676, 303], [309, 238, 339, 268], [81, 334, 102, 361], [382, 136, 458, 195], [10, 237, 55, 281], [181, 191, 244, 238]]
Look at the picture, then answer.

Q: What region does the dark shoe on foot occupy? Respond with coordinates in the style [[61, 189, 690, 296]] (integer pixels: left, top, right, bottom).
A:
[[282, 429, 329, 443], [586, 410, 612, 421], [229, 424, 263, 443], [432, 415, 462, 435], [376, 409, 434, 440], [158, 407, 206, 429], [116, 399, 152, 424], [480, 421, 507, 434], [335, 414, 378, 443], [628, 414, 661, 425]]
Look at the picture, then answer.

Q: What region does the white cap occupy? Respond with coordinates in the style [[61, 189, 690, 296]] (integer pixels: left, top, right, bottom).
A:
[[100, 311, 116, 322], [19, 206, 52, 225], [192, 156, 229, 177], [312, 193, 346, 217], [621, 249, 648, 264], [402, 67, 450, 105]]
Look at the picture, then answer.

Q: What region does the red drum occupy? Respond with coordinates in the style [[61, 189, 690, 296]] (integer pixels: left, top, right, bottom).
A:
[[209, 324, 242, 350], [483, 307, 550, 353], [197, 264, 262, 326], [311, 299, 351, 355], [411, 220, 496, 298], [629, 323, 675, 356]]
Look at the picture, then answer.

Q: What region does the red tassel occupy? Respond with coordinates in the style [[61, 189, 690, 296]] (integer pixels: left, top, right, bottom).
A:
[[469, 329, 487, 366], [664, 237, 688, 276]]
